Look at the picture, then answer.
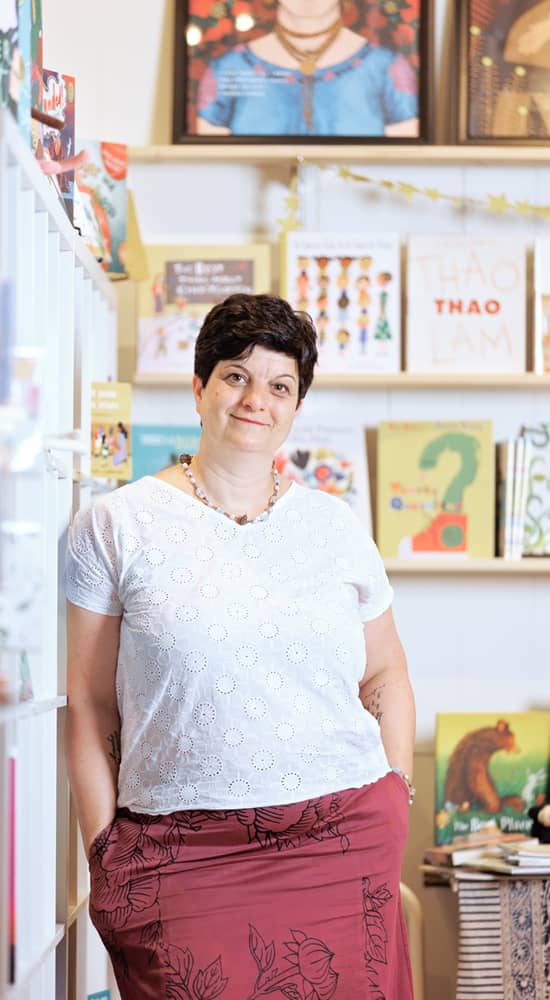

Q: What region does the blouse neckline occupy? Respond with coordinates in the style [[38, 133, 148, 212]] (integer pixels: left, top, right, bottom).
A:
[[145, 475, 298, 526]]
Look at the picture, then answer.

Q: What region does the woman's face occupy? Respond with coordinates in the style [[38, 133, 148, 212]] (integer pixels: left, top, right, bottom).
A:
[[193, 345, 301, 458]]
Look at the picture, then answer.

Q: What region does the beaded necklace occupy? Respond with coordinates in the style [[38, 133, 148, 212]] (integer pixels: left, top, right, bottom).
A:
[[179, 454, 280, 526]]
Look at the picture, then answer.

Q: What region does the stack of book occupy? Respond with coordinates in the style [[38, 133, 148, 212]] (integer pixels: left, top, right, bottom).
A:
[[421, 833, 542, 882]]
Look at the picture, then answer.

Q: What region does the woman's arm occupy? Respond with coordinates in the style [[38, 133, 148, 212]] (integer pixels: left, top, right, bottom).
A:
[[358, 607, 415, 777], [65, 600, 122, 858]]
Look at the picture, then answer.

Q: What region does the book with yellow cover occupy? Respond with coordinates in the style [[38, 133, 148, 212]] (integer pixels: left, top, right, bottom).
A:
[[376, 420, 494, 558], [434, 711, 550, 845], [91, 382, 132, 481]]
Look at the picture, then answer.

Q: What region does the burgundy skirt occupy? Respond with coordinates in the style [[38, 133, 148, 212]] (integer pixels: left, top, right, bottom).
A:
[[88, 770, 413, 999]]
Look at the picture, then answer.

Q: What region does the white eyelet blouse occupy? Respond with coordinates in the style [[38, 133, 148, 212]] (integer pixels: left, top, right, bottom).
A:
[[64, 477, 394, 813]]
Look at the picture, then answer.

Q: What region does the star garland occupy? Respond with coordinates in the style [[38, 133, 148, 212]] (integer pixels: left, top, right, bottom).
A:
[[277, 162, 550, 232]]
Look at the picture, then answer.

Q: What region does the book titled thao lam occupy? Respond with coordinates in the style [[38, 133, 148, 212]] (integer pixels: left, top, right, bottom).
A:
[[406, 234, 527, 373], [376, 420, 494, 559]]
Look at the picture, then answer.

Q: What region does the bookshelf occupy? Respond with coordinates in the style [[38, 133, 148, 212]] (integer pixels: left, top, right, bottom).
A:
[[133, 372, 550, 389], [0, 110, 116, 1000]]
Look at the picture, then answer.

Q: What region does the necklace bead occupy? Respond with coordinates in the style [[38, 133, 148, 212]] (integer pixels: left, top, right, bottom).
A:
[[179, 454, 280, 525]]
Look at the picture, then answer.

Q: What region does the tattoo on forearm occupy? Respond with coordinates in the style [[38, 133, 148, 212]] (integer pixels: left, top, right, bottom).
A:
[[107, 730, 121, 766], [362, 683, 386, 724]]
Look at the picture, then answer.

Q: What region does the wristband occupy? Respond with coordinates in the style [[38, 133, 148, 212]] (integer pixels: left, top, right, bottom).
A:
[[390, 765, 416, 806]]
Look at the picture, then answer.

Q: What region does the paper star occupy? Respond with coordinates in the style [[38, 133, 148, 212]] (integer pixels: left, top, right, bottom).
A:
[[514, 200, 532, 215], [424, 188, 442, 201], [487, 193, 510, 214], [397, 182, 419, 200]]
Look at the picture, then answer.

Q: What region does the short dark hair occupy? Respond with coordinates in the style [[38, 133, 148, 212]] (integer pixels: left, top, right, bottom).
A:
[[194, 293, 318, 402]]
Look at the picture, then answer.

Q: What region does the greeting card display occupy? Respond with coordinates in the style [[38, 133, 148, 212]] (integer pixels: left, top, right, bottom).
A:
[[275, 415, 371, 530], [283, 232, 401, 374], [136, 244, 270, 375], [406, 234, 527, 373], [377, 420, 494, 559]]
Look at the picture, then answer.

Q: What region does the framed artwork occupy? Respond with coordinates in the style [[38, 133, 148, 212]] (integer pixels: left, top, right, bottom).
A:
[[136, 244, 270, 375], [173, 0, 431, 142], [283, 231, 401, 374], [458, 0, 550, 141]]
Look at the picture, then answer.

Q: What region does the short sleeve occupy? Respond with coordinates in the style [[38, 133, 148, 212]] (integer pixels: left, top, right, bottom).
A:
[[64, 502, 122, 616], [356, 533, 394, 622], [381, 53, 418, 126], [197, 60, 235, 128], [341, 506, 394, 622]]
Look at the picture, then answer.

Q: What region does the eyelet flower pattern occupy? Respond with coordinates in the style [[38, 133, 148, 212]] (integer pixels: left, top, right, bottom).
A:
[[65, 478, 393, 813]]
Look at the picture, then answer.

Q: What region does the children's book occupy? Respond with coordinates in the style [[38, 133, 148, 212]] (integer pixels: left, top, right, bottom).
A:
[[376, 420, 495, 558], [406, 234, 527, 373], [91, 382, 132, 481], [35, 69, 75, 221], [521, 423, 550, 555], [274, 415, 372, 530], [533, 238, 550, 375], [74, 141, 128, 276], [495, 439, 515, 558], [435, 712, 550, 845], [282, 231, 401, 374], [136, 244, 270, 375], [131, 424, 201, 482]]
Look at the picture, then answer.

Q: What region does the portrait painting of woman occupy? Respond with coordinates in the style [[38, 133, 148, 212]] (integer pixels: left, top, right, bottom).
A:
[[174, 0, 427, 140]]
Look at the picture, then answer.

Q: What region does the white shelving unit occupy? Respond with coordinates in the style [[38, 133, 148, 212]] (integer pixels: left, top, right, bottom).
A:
[[0, 109, 116, 1000]]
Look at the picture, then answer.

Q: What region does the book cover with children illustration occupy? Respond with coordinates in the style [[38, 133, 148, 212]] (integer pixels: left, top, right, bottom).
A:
[[283, 232, 401, 374], [435, 712, 550, 845], [136, 244, 270, 374], [91, 382, 132, 481]]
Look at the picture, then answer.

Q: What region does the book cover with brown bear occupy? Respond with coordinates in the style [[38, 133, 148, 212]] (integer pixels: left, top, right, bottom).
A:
[[435, 712, 550, 845]]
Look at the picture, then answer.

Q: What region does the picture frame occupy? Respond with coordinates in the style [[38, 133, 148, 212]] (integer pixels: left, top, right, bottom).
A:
[[458, 0, 550, 142], [173, 1, 431, 143], [136, 243, 271, 375]]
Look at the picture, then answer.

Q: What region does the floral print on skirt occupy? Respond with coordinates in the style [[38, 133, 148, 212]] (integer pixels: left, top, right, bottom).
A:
[[88, 770, 413, 999]]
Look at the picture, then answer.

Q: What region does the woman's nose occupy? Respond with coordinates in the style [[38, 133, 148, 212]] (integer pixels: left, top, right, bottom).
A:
[[242, 384, 266, 409]]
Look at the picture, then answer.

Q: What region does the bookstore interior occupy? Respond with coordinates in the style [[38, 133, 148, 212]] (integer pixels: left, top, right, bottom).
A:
[[1, 0, 550, 997]]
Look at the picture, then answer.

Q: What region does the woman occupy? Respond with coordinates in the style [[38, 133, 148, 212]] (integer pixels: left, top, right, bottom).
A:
[[65, 293, 416, 999], [195, 0, 419, 137]]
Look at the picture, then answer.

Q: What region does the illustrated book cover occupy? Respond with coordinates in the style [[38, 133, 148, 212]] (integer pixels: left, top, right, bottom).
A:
[[376, 420, 495, 558], [274, 414, 372, 530], [75, 141, 128, 276], [282, 231, 401, 374], [91, 382, 132, 481], [406, 234, 527, 373], [136, 244, 271, 375], [131, 424, 201, 482], [435, 711, 550, 845], [521, 423, 550, 555], [534, 238, 550, 375], [34, 69, 75, 222]]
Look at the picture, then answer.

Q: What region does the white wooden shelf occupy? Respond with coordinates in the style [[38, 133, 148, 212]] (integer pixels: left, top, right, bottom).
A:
[[0, 695, 67, 727], [133, 371, 550, 389], [385, 558, 550, 575], [6, 925, 65, 998], [66, 892, 90, 930], [128, 143, 550, 166]]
